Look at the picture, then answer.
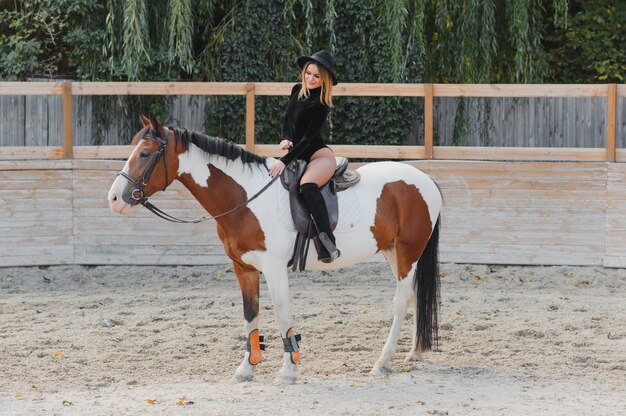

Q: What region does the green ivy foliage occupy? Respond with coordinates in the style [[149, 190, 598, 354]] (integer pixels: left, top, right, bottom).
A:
[[5, 0, 610, 148], [202, 0, 302, 143], [330, 1, 415, 146], [0, 0, 105, 79], [545, 0, 626, 83]]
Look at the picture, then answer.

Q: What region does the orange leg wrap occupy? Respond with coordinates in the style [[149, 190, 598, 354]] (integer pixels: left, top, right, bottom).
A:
[[247, 329, 264, 365], [286, 329, 301, 364]]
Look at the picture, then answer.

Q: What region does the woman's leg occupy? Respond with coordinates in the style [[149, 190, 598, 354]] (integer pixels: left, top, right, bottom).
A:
[[299, 148, 340, 262], [300, 147, 335, 186]]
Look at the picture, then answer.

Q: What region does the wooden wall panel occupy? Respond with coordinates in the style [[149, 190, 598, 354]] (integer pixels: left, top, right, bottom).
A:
[[0, 96, 25, 146], [0, 161, 73, 266], [411, 160, 607, 266], [71, 161, 226, 265], [1, 158, 625, 267], [604, 164, 626, 267]]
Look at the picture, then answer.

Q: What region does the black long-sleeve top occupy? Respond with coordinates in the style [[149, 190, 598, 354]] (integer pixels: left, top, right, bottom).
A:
[[279, 83, 330, 166]]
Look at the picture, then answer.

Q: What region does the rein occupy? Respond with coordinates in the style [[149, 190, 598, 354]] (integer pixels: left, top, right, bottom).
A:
[[118, 126, 279, 224], [142, 175, 279, 223]]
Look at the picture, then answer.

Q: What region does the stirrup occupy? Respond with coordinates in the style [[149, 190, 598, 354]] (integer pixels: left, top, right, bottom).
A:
[[317, 232, 340, 263]]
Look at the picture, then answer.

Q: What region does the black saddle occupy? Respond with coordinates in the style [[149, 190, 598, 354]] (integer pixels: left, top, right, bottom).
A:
[[280, 157, 360, 271]]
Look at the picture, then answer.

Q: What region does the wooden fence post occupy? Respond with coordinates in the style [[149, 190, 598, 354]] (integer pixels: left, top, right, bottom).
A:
[[424, 83, 434, 159], [606, 83, 617, 162], [246, 83, 255, 151], [62, 82, 73, 158]]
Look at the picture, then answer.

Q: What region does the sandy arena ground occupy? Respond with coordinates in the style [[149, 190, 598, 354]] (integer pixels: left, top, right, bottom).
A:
[[1, 262, 625, 415]]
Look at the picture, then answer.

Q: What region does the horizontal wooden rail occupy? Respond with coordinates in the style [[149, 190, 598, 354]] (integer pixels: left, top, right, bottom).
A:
[[0, 146, 65, 159], [433, 147, 606, 162], [434, 84, 609, 97], [255, 144, 428, 159], [72, 145, 134, 159], [254, 82, 427, 97], [67, 144, 609, 162], [0, 82, 65, 95], [0, 82, 622, 162], [70, 82, 252, 96], [5, 82, 613, 97]]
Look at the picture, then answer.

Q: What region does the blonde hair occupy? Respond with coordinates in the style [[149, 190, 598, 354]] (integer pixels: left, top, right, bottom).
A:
[[298, 62, 333, 107]]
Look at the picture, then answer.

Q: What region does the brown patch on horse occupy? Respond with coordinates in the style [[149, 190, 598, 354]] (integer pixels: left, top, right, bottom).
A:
[[178, 165, 266, 325], [209, 166, 265, 325], [371, 180, 433, 279], [178, 164, 267, 259]]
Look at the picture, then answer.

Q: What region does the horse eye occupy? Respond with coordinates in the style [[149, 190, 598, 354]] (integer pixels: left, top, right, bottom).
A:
[[140, 150, 151, 158]]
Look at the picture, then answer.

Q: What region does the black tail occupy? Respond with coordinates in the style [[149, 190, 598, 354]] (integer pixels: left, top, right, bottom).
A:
[[414, 214, 440, 351]]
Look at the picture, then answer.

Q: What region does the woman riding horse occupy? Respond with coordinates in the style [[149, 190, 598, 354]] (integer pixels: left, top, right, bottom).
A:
[[268, 50, 340, 263]]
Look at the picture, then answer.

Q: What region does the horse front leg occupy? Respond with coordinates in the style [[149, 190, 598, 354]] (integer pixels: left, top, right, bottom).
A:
[[263, 261, 300, 384], [232, 262, 263, 382]]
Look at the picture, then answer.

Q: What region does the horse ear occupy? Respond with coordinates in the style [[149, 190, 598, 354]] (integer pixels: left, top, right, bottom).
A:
[[150, 113, 159, 127], [140, 114, 151, 127], [148, 113, 162, 133]]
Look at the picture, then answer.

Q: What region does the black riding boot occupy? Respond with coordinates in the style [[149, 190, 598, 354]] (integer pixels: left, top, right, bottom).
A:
[[300, 182, 340, 263]]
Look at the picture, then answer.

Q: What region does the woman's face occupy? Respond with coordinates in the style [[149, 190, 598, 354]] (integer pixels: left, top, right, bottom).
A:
[[304, 63, 321, 89]]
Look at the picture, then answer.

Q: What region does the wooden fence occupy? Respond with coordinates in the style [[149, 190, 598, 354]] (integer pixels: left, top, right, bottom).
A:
[[0, 82, 624, 161], [1, 93, 619, 149], [1, 83, 626, 268]]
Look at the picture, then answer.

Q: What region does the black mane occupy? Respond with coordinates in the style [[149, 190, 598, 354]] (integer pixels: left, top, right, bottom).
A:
[[171, 127, 267, 167]]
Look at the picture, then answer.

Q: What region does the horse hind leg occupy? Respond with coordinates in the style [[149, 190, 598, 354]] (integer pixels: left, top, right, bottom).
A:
[[371, 253, 414, 375], [373, 215, 440, 373], [406, 216, 441, 362], [404, 311, 422, 362]]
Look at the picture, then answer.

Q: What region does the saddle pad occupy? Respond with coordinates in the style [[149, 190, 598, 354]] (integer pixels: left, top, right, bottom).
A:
[[276, 186, 362, 233]]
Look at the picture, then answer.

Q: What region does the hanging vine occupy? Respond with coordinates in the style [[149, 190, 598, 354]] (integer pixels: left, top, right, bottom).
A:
[[167, 0, 194, 75], [1, 0, 582, 147]]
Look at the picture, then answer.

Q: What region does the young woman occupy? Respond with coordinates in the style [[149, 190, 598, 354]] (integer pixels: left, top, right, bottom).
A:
[[268, 50, 340, 263]]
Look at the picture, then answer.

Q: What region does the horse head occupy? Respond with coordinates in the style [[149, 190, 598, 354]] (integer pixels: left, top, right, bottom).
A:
[[108, 114, 179, 214]]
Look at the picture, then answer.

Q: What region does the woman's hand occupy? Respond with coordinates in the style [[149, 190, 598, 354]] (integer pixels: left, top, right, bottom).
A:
[[269, 160, 286, 177], [279, 140, 293, 150]]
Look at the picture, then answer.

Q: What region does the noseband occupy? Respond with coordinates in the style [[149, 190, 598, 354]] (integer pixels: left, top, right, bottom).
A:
[[118, 127, 170, 204]]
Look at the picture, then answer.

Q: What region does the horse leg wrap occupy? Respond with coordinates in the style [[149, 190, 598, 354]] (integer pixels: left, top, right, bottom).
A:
[[282, 328, 302, 364], [246, 329, 265, 365]]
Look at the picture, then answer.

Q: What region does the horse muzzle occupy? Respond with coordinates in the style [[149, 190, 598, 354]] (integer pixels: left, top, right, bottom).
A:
[[108, 176, 136, 214]]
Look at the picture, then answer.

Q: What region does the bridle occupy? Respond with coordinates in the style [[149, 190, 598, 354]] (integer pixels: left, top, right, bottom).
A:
[[119, 127, 171, 204], [117, 126, 279, 223]]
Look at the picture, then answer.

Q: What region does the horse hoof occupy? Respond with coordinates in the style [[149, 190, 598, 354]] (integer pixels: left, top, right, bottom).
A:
[[233, 373, 254, 383], [404, 349, 422, 362], [233, 369, 254, 383], [275, 372, 297, 385], [370, 362, 393, 376]]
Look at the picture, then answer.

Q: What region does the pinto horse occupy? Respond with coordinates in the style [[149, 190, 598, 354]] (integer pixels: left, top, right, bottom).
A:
[[108, 115, 443, 384]]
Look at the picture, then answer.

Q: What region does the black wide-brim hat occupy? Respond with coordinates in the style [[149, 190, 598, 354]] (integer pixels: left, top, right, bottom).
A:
[[296, 50, 338, 85]]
